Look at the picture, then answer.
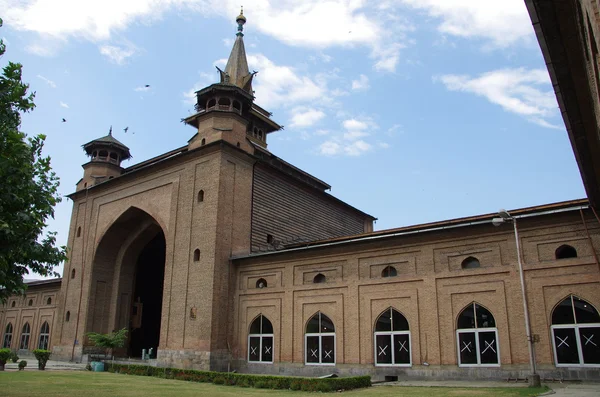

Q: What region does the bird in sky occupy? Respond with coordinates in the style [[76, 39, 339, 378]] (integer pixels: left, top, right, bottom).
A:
[[62, 118, 66, 122], [124, 127, 129, 133], [145, 84, 150, 88]]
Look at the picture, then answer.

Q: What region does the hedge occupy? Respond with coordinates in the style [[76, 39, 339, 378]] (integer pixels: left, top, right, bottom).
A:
[[105, 363, 371, 392]]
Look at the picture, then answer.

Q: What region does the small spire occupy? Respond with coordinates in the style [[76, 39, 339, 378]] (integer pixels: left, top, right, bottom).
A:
[[109, 125, 113, 136], [236, 6, 246, 36]]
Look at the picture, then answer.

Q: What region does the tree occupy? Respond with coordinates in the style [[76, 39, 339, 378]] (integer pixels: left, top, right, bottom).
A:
[[86, 328, 128, 359], [0, 17, 67, 302]]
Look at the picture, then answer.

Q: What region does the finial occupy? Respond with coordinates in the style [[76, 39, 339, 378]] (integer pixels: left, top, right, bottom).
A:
[[109, 125, 112, 136], [236, 6, 246, 36]]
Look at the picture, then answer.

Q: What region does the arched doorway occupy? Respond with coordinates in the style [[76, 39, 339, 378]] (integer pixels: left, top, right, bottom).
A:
[[86, 207, 166, 358]]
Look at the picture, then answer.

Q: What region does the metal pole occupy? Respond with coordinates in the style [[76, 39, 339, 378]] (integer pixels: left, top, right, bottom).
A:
[[512, 218, 540, 386]]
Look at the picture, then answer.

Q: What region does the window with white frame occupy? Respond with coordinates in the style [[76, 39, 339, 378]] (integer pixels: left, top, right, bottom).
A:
[[374, 308, 411, 366], [305, 312, 335, 365], [19, 322, 31, 350], [3, 323, 13, 348], [38, 321, 50, 350], [248, 314, 273, 363], [551, 295, 600, 366], [456, 303, 499, 366]]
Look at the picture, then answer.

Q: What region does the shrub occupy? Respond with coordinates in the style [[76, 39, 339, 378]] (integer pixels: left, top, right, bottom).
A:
[[86, 363, 92, 371], [32, 349, 51, 370], [10, 352, 19, 363], [18, 360, 27, 370], [0, 348, 11, 371], [104, 363, 371, 392]]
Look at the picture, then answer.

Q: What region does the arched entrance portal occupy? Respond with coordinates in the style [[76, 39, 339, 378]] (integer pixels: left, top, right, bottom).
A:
[[86, 207, 166, 358], [129, 232, 165, 357]]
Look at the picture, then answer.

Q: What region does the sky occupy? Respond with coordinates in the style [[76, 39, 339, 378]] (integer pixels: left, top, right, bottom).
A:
[[0, 0, 587, 278]]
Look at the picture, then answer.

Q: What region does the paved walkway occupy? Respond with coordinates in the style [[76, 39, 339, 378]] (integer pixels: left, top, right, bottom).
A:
[[3, 359, 87, 371], [547, 383, 600, 397]]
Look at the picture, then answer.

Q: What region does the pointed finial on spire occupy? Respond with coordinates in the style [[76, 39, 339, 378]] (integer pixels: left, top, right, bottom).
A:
[[236, 6, 246, 36], [109, 125, 113, 136]]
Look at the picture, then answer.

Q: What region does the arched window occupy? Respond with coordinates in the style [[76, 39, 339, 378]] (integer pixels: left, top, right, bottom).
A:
[[77, 226, 81, 237], [71, 269, 76, 279], [461, 256, 481, 269], [555, 245, 578, 260], [456, 303, 499, 366], [197, 190, 204, 203], [193, 249, 200, 262], [374, 308, 411, 366], [19, 322, 31, 350], [551, 295, 600, 366], [28, 299, 33, 306], [313, 273, 326, 284], [38, 321, 50, 350], [207, 98, 216, 109], [109, 152, 118, 162], [46, 297, 52, 305], [381, 266, 397, 278], [218, 97, 231, 107], [248, 314, 274, 363], [3, 323, 13, 348], [258, 130, 264, 140], [201, 138, 206, 146], [256, 278, 267, 289], [98, 150, 108, 159], [66, 311, 71, 322], [92, 151, 97, 159], [305, 312, 335, 365], [11, 301, 15, 308], [232, 100, 241, 112]]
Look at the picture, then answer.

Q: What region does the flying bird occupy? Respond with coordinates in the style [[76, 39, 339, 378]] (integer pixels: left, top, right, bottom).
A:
[[145, 84, 150, 88], [124, 127, 129, 133], [62, 118, 66, 122]]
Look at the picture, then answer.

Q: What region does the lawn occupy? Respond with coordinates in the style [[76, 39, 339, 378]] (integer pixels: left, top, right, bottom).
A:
[[0, 371, 548, 397]]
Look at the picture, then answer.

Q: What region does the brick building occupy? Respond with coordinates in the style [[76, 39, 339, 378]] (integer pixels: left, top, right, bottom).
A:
[[1, 7, 600, 380]]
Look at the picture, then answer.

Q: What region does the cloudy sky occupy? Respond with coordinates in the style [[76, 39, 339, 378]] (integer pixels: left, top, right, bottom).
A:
[[0, 0, 586, 276]]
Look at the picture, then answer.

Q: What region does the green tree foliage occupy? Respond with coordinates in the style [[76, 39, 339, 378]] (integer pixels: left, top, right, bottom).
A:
[[32, 349, 51, 370], [0, 17, 66, 302], [86, 328, 128, 358]]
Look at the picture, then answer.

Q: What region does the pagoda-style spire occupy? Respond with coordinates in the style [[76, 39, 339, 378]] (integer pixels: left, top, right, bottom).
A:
[[218, 7, 256, 94]]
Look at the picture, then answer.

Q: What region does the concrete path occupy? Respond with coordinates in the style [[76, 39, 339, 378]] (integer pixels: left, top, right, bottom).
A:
[[547, 383, 600, 397], [3, 359, 87, 371], [374, 380, 527, 388]]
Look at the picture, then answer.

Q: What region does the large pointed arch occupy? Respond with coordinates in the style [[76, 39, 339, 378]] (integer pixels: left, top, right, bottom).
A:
[[305, 312, 336, 365], [248, 314, 274, 363], [86, 206, 167, 359]]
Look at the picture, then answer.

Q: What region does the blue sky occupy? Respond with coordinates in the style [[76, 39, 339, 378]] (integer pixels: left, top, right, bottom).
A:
[[1, 0, 586, 276]]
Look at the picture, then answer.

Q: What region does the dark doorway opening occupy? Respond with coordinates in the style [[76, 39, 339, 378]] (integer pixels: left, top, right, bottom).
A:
[[129, 232, 166, 358]]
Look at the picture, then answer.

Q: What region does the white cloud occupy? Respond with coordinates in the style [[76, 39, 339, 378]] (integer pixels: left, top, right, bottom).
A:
[[343, 119, 369, 131], [289, 107, 326, 128], [222, 38, 233, 47], [99, 42, 138, 65], [37, 74, 56, 88], [1, 0, 407, 70], [59, 101, 69, 108], [344, 140, 371, 156], [351, 74, 370, 91], [134, 85, 151, 92], [318, 140, 342, 156], [315, 129, 330, 136], [437, 68, 561, 128], [400, 0, 533, 48], [343, 130, 369, 140], [183, 72, 214, 105]]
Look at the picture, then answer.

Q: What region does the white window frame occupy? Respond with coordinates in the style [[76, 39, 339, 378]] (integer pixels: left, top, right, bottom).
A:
[[3, 323, 12, 348], [247, 315, 274, 364], [456, 327, 501, 368], [551, 323, 600, 368], [305, 332, 336, 366], [19, 323, 30, 350], [304, 313, 336, 366], [456, 328, 500, 367], [374, 330, 412, 367], [38, 322, 50, 350]]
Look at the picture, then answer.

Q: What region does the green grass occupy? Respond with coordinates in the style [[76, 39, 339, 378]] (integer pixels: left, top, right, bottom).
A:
[[0, 371, 548, 397]]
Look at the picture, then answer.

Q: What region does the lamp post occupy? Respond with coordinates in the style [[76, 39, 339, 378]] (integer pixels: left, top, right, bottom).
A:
[[492, 210, 541, 387]]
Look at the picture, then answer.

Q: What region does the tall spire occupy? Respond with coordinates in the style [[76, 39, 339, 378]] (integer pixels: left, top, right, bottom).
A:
[[218, 7, 256, 94]]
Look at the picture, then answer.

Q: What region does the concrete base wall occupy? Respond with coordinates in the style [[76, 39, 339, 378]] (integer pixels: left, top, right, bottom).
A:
[[234, 360, 600, 381], [157, 349, 212, 370], [51, 344, 82, 363]]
